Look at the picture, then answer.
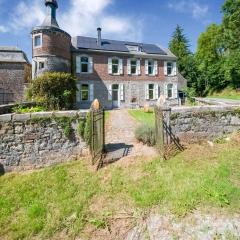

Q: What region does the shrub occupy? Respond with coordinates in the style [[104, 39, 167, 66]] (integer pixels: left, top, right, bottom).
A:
[[27, 72, 77, 110], [135, 124, 156, 146], [12, 105, 47, 113], [84, 112, 92, 147], [77, 119, 86, 139]]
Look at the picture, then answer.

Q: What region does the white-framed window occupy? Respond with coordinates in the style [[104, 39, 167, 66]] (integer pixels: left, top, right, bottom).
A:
[[127, 59, 141, 75], [145, 83, 159, 100], [164, 61, 177, 76], [33, 34, 42, 48], [76, 83, 94, 102], [108, 57, 123, 75], [38, 62, 44, 70], [81, 84, 89, 101], [76, 55, 93, 74], [145, 60, 158, 76], [167, 83, 173, 98], [126, 45, 141, 52]]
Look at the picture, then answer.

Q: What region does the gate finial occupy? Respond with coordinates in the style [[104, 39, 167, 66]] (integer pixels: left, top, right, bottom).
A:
[[91, 99, 101, 110]]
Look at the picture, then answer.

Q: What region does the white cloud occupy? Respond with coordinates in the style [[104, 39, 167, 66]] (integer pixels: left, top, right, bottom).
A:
[[168, 0, 209, 20], [0, 25, 8, 33], [9, 0, 142, 42]]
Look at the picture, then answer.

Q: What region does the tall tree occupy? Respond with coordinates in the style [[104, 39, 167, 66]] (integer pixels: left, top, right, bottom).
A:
[[169, 25, 191, 74]]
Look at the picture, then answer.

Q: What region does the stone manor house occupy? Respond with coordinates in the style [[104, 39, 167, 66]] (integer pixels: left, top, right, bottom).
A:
[[32, 0, 186, 109]]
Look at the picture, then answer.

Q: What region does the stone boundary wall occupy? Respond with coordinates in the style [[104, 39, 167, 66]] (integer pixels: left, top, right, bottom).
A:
[[0, 110, 88, 173], [168, 105, 240, 142]]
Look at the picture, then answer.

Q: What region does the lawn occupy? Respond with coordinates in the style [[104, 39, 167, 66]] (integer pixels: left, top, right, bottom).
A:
[[128, 109, 155, 126], [209, 87, 240, 100], [1, 134, 240, 239]]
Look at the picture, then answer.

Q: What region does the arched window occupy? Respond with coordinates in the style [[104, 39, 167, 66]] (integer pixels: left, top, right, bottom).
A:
[[167, 84, 173, 98]]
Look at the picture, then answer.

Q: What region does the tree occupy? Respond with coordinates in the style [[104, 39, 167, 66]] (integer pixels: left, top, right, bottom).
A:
[[27, 72, 77, 110], [169, 25, 191, 74], [195, 24, 227, 93]]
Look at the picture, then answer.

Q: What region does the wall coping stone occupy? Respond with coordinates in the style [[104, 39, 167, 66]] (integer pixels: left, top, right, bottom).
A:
[[0, 114, 12, 122], [0, 110, 89, 122], [171, 105, 240, 113]]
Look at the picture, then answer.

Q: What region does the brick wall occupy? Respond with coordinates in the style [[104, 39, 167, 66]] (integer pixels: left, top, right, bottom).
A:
[[0, 63, 27, 103], [72, 52, 166, 81], [33, 30, 71, 60]]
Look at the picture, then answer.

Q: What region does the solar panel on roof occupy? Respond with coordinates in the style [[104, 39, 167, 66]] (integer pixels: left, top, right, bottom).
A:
[[75, 36, 167, 55]]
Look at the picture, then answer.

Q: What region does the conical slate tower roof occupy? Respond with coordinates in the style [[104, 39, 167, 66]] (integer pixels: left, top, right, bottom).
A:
[[41, 0, 59, 28]]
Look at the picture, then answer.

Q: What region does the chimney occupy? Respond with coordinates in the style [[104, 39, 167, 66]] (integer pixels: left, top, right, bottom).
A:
[[97, 27, 102, 47]]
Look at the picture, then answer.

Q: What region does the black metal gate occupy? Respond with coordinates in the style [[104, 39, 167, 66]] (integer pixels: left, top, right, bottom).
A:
[[90, 108, 105, 165]]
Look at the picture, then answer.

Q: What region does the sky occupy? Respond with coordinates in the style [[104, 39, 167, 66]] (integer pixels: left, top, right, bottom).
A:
[[0, 0, 225, 60]]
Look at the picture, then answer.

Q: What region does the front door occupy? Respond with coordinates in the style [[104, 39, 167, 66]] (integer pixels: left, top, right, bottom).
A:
[[112, 84, 120, 108]]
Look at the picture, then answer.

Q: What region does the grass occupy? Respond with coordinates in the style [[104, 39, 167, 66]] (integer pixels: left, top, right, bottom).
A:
[[1, 134, 240, 239], [209, 87, 240, 100], [128, 109, 155, 126]]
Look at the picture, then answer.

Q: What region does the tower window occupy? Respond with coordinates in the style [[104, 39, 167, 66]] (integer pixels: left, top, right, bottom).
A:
[[39, 62, 44, 70], [34, 35, 42, 47]]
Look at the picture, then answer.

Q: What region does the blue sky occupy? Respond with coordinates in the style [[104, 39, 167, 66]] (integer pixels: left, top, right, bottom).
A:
[[0, 0, 224, 60]]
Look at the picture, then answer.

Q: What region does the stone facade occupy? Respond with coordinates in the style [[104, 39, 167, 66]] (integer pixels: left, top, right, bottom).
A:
[[166, 105, 240, 142], [0, 47, 30, 104], [0, 111, 87, 172]]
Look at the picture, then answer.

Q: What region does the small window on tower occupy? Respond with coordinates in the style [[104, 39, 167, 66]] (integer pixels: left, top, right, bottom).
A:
[[39, 62, 44, 70], [34, 35, 42, 47]]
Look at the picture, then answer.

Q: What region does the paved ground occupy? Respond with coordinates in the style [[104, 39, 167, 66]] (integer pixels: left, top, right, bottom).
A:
[[103, 109, 157, 165], [195, 97, 240, 106]]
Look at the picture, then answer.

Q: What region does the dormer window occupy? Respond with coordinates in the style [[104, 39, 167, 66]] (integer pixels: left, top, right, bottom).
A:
[[126, 45, 141, 52], [34, 34, 42, 48]]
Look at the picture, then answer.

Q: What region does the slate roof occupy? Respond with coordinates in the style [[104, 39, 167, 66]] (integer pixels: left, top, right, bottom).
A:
[[0, 46, 29, 63], [72, 36, 171, 56]]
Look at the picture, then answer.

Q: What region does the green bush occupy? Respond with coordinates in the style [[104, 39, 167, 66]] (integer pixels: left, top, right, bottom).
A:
[[135, 124, 156, 146], [27, 72, 77, 110], [77, 119, 86, 139], [12, 105, 47, 113], [84, 112, 92, 147]]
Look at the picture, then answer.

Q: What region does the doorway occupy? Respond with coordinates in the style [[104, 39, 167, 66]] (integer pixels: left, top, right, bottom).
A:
[[112, 84, 120, 108]]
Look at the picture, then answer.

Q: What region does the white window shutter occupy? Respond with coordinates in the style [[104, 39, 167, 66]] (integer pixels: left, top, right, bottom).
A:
[[127, 59, 131, 75], [119, 59, 123, 75], [120, 84, 125, 101], [173, 84, 178, 98], [145, 60, 149, 75], [164, 84, 168, 98], [164, 61, 167, 76], [137, 59, 141, 75], [154, 84, 159, 99], [108, 58, 112, 74], [89, 84, 94, 101], [76, 84, 81, 102], [154, 60, 158, 76], [76, 56, 81, 74], [173, 62, 177, 76], [108, 84, 112, 100], [145, 84, 149, 100], [89, 57, 93, 73]]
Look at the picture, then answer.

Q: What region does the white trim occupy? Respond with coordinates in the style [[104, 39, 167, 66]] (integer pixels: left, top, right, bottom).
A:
[[145, 84, 149, 100], [137, 59, 141, 75], [154, 60, 158, 76], [120, 84, 125, 101], [145, 60, 149, 75], [108, 57, 112, 74], [164, 61, 168, 76], [33, 33, 42, 49], [108, 84, 112, 100], [89, 84, 94, 101], [154, 84, 159, 99]]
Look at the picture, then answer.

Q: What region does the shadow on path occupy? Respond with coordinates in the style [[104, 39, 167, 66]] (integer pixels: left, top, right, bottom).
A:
[[100, 143, 134, 168]]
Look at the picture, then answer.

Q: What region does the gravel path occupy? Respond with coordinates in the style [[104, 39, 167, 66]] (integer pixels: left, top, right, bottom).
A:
[[104, 109, 157, 164]]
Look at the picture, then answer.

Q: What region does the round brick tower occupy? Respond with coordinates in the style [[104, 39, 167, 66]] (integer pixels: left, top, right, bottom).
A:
[[31, 0, 71, 78]]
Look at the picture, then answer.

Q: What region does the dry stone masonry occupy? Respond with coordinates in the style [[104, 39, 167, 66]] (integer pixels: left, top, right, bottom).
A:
[[168, 105, 240, 142], [0, 111, 87, 172]]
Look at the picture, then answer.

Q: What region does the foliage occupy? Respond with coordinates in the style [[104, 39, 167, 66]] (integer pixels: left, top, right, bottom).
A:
[[84, 112, 92, 147], [27, 72, 77, 110], [54, 117, 74, 139], [209, 86, 240, 100], [12, 105, 47, 113], [1, 134, 240, 238], [135, 124, 156, 146], [77, 119, 86, 139]]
